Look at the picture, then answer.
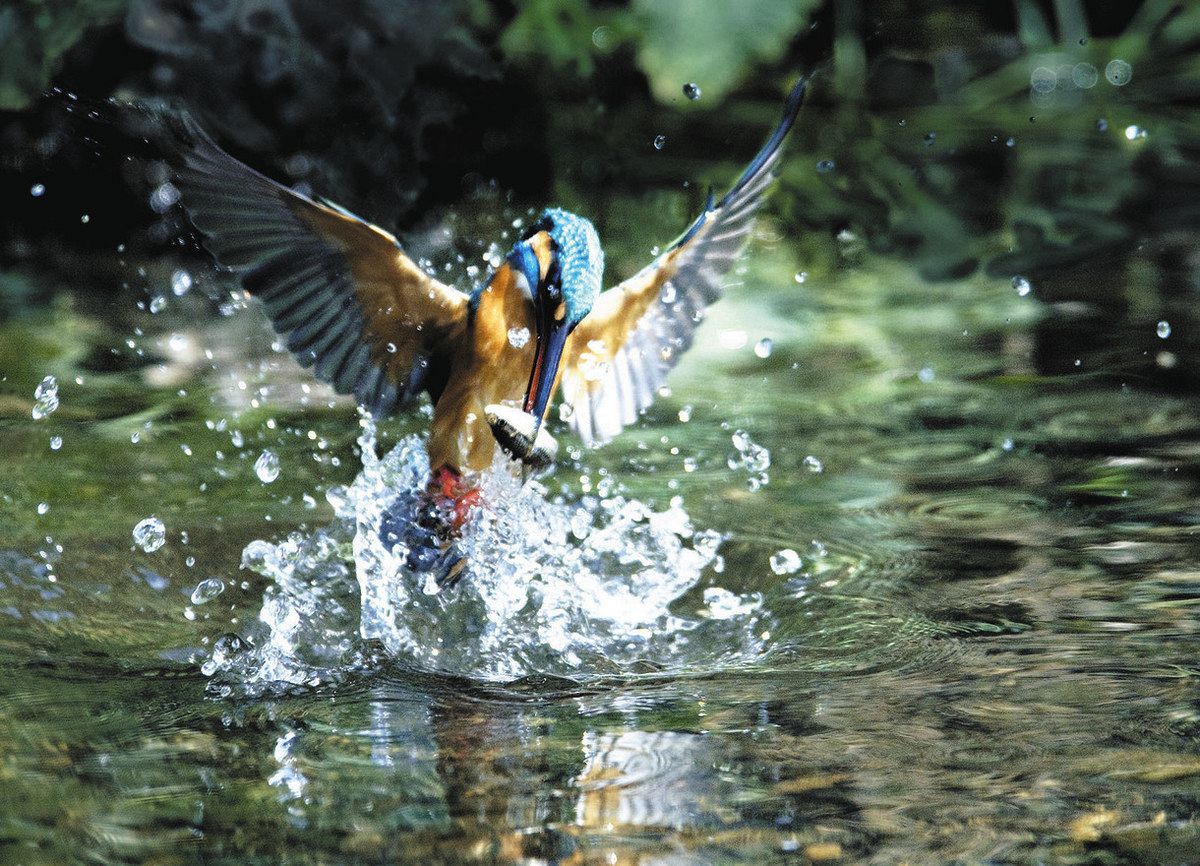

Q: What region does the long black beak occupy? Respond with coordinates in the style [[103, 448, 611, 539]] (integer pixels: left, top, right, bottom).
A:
[[523, 297, 570, 437]]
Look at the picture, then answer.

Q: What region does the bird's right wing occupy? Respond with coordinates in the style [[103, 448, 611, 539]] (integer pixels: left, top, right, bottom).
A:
[[170, 114, 469, 416], [559, 79, 807, 446]]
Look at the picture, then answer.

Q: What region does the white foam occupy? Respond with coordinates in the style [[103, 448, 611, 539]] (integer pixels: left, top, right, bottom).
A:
[[215, 419, 765, 689]]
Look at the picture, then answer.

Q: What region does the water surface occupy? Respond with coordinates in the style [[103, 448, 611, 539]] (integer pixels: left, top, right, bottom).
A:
[[5, 216, 1200, 864]]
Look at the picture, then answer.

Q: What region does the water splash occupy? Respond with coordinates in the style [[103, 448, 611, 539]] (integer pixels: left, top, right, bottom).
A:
[[31, 376, 59, 420], [216, 421, 767, 690]]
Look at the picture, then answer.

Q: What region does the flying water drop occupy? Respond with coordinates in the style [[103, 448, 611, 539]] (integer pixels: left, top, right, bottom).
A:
[[1157, 320, 1171, 339], [683, 82, 701, 101], [507, 326, 531, 349], [31, 376, 59, 419], [171, 269, 193, 296], [1105, 59, 1132, 86], [133, 517, 166, 552], [190, 577, 226, 605], [255, 450, 280, 483]]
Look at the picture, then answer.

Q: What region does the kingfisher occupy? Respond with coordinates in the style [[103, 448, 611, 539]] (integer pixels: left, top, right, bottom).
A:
[[170, 79, 807, 586]]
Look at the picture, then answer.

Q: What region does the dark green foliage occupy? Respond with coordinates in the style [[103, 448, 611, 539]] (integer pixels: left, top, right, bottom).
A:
[[0, 0, 127, 110], [2, 0, 1199, 298]]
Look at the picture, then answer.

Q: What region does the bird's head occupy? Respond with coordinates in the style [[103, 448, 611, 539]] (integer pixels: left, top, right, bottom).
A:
[[504, 208, 603, 430]]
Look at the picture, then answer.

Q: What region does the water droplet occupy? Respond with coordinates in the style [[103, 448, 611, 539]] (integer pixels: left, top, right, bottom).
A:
[[230, 430, 244, 448], [1002, 437, 1015, 451], [683, 82, 701, 100], [729, 430, 770, 483], [1157, 320, 1171, 339], [1006, 136, 1016, 147], [816, 159, 835, 173], [149, 182, 181, 213], [591, 25, 612, 49], [1030, 66, 1056, 93], [210, 633, 244, 667], [171, 269, 192, 296], [80, 213, 90, 224], [1105, 59, 1132, 86], [507, 326, 531, 349], [133, 516, 166, 552], [653, 134, 666, 150], [923, 131, 937, 145], [1012, 275, 1032, 296], [1124, 125, 1147, 141], [810, 539, 828, 558], [802, 455, 823, 473], [793, 272, 807, 284], [918, 366, 936, 383], [1096, 118, 1109, 132], [49, 435, 62, 451], [37, 502, 49, 515], [30, 183, 45, 197], [31, 376, 59, 419], [754, 337, 773, 359], [769, 549, 802, 575], [190, 577, 226, 605], [1072, 62, 1099, 89], [148, 294, 167, 314], [255, 450, 280, 483], [677, 405, 692, 423]]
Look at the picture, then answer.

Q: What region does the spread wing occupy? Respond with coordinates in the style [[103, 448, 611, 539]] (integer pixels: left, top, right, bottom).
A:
[[559, 79, 807, 447], [170, 114, 468, 416]]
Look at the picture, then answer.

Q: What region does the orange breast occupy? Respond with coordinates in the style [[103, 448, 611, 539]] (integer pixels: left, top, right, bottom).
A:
[[427, 262, 538, 473]]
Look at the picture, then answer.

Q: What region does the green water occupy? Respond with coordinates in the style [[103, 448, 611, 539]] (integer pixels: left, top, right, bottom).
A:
[[4, 217, 1200, 863]]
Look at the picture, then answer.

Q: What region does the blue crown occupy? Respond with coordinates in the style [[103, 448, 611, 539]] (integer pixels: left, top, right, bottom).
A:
[[539, 208, 603, 324]]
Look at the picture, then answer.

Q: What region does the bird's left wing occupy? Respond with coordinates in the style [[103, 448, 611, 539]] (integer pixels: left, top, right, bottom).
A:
[[559, 79, 807, 446], [170, 114, 469, 416]]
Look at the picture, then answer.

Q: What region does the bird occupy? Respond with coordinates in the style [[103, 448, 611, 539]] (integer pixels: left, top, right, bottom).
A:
[[169, 78, 807, 585]]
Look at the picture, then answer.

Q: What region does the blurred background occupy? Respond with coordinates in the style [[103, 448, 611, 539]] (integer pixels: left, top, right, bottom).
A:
[[2, 1, 1197, 344], [5, 3, 1200, 864]]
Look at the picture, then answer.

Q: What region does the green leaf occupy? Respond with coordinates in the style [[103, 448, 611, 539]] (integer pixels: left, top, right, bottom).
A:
[[631, 0, 816, 103], [499, 0, 609, 76]]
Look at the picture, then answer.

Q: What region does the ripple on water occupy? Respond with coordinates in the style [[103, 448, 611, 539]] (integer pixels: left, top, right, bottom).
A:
[[214, 421, 770, 689]]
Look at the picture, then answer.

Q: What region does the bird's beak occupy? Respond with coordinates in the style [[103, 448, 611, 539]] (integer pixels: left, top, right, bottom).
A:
[[523, 294, 570, 436]]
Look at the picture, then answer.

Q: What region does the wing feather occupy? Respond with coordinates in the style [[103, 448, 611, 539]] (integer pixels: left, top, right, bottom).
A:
[[561, 80, 807, 446], [169, 113, 468, 415]]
